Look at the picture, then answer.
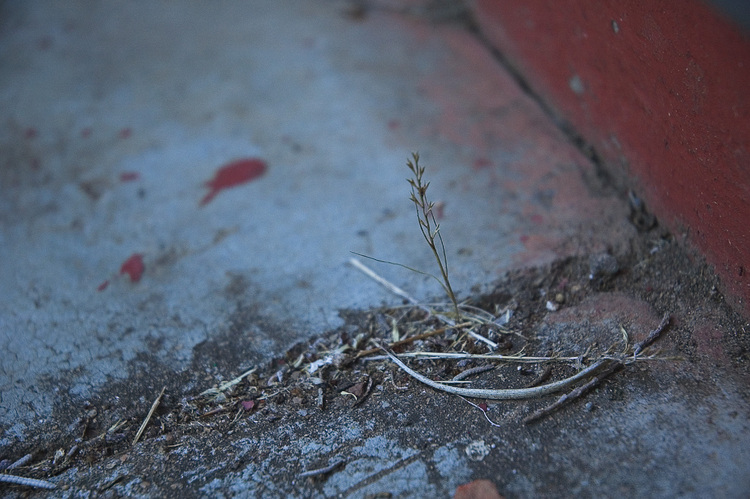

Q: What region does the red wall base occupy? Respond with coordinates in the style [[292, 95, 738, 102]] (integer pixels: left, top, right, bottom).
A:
[[471, 0, 750, 316]]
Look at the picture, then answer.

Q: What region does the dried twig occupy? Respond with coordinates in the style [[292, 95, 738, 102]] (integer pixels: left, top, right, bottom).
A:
[[364, 351, 581, 364], [133, 386, 166, 445], [349, 257, 497, 348], [299, 457, 346, 478], [200, 367, 257, 398], [463, 328, 499, 349], [523, 314, 671, 423], [355, 321, 473, 359], [633, 313, 670, 359], [523, 360, 621, 424], [381, 346, 607, 400], [0, 473, 56, 490], [7, 454, 32, 469], [348, 257, 418, 305], [452, 364, 495, 381], [524, 365, 552, 388]]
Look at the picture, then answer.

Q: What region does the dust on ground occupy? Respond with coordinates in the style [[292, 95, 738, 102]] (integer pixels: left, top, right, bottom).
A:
[[2, 223, 750, 497]]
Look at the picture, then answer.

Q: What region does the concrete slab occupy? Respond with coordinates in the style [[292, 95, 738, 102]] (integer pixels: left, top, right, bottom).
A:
[[1, 1, 749, 497], [0, 0, 629, 436]]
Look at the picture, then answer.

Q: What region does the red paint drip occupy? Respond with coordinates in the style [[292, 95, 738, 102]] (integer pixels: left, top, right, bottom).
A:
[[97, 280, 109, 291], [200, 158, 267, 206], [119, 171, 140, 182], [120, 254, 144, 283]]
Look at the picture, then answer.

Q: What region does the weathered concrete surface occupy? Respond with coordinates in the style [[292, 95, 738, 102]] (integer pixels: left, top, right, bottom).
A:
[[0, 0, 629, 440], [1, 1, 749, 497]]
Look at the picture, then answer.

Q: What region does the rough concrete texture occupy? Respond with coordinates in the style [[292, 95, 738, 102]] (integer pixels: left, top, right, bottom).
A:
[[1, 1, 749, 498]]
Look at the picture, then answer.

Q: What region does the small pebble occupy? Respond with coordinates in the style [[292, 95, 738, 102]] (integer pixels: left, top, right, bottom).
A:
[[589, 253, 619, 279]]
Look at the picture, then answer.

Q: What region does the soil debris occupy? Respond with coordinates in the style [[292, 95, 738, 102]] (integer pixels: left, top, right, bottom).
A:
[[2, 231, 749, 496]]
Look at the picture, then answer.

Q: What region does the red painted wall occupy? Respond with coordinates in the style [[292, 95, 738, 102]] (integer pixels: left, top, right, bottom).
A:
[[471, 0, 750, 315]]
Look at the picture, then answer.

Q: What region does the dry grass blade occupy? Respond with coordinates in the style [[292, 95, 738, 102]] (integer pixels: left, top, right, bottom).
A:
[[354, 321, 473, 359], [133, 386, 166, 445], [348, 257, 497, 347], [348, 257, 418, 305], [363, 351, 581, 364], [200, 367, 257, 399]]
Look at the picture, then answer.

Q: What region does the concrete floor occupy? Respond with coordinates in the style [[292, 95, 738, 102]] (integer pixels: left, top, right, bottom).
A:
[[1, 1, 749, 497]]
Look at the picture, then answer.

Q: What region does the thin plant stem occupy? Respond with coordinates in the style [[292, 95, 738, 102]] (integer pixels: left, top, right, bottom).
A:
[[407, 152, 460, 318]]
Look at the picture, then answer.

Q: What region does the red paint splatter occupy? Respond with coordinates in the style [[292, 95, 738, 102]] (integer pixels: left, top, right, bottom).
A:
[[200, 158, 267, 206], [120, 254, 144, 283], [81, 127, 92, 138], [478, 402, 488, 411], [119, 171, 140, 182], [24, 128, 38, 139], [97, 280, 109, 291], [118, 128, 132, 139]]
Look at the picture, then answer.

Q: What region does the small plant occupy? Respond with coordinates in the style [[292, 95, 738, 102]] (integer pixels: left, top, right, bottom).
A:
[[406, 152, 460, 319], [347, 154, 674, 422]]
